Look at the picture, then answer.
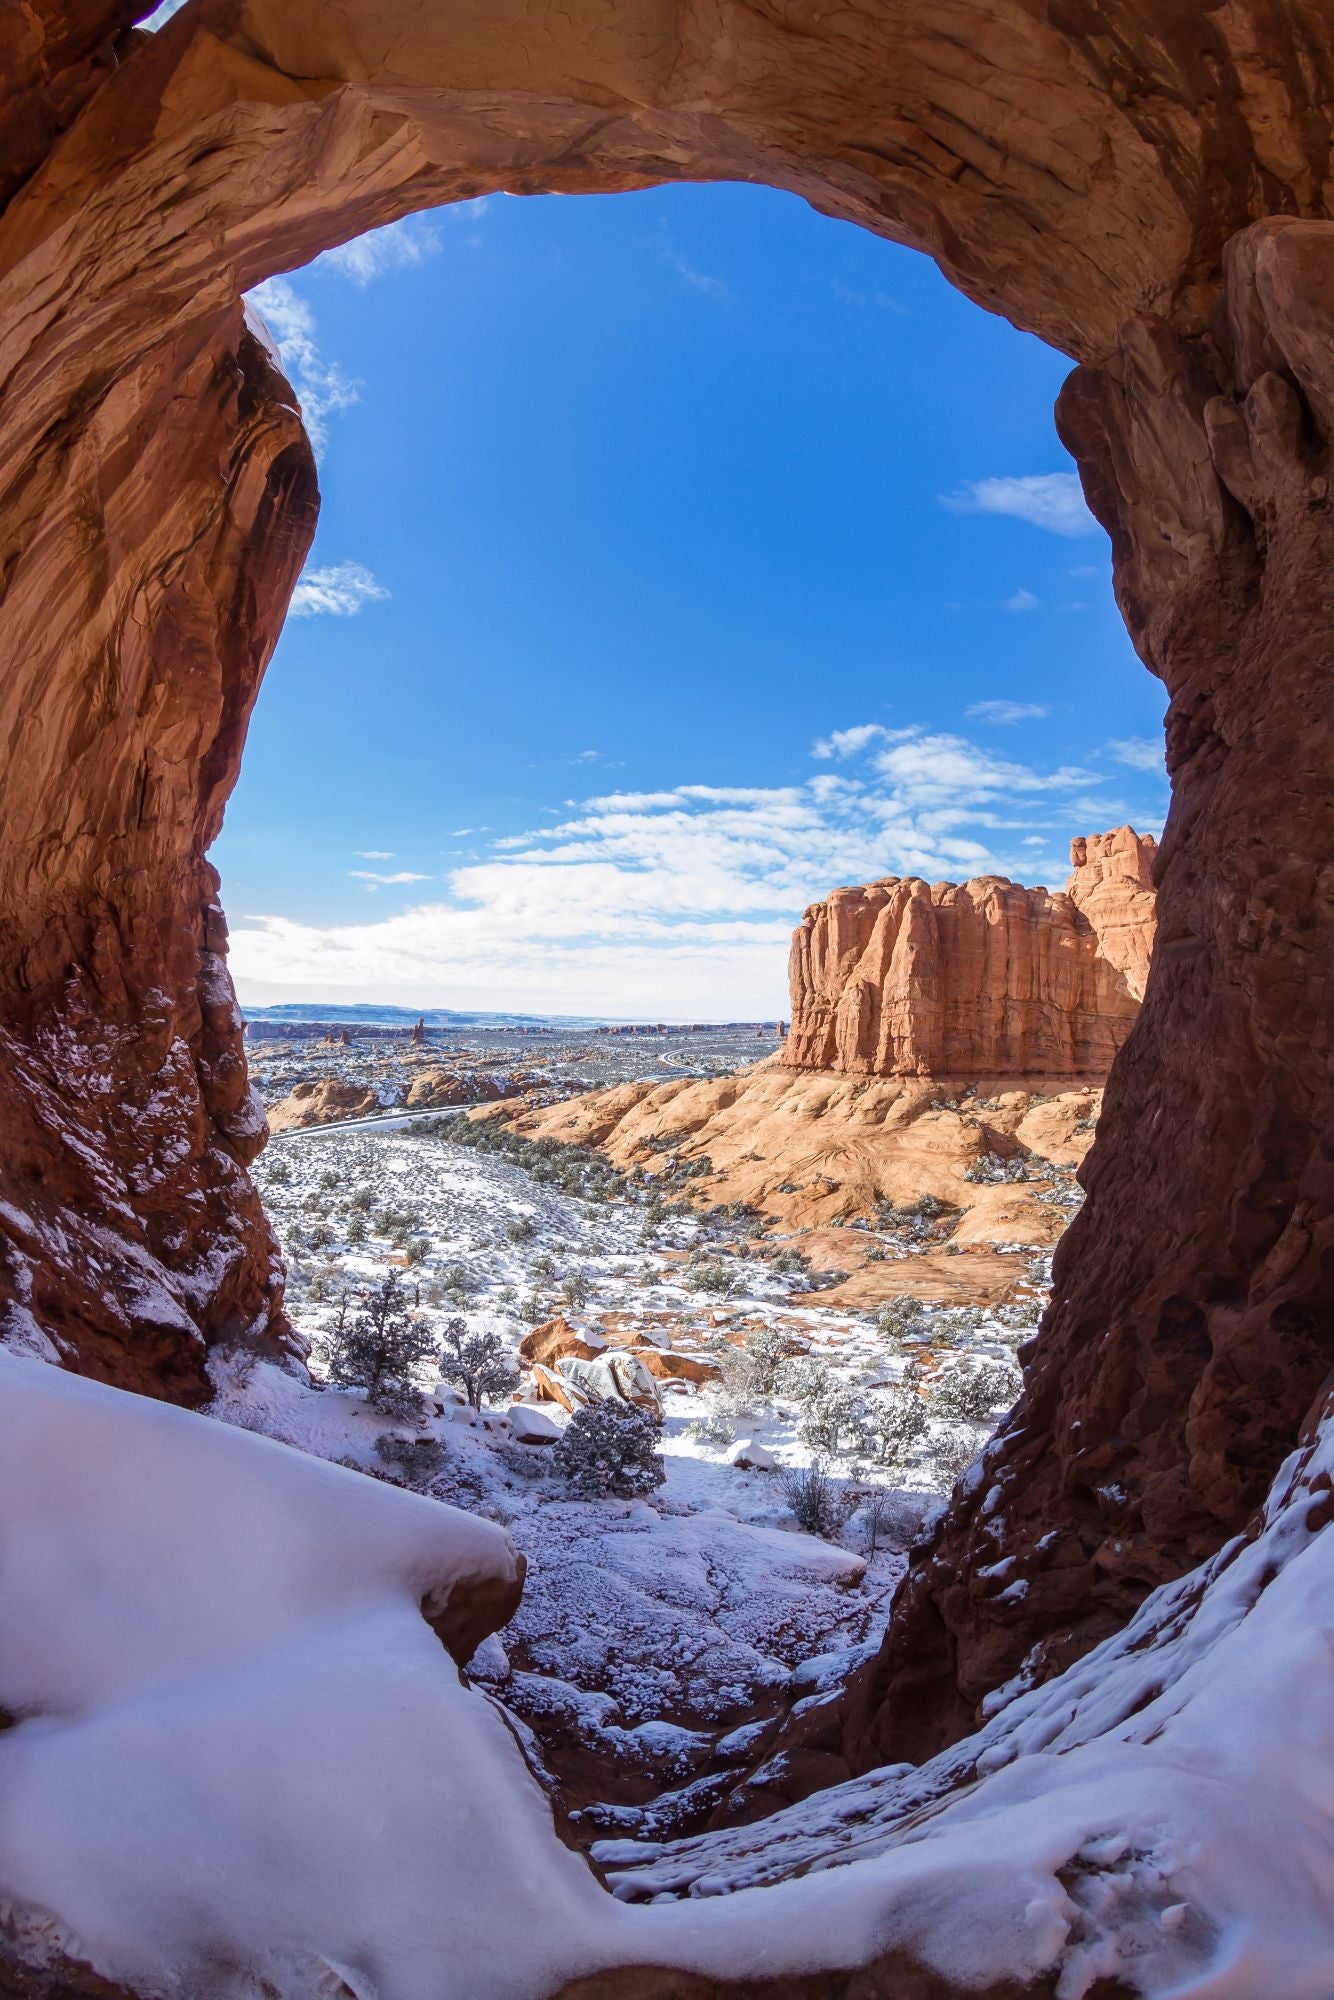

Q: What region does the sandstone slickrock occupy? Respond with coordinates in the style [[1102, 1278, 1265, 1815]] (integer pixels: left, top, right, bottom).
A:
[[266, 1076, 382, 1132], [783, 831, 1157, 1078], [0, 7, 1331, 1980]]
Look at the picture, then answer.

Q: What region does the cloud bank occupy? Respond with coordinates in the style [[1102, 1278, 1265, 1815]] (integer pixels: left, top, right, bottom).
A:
[[228, 721, 1166, 1019]]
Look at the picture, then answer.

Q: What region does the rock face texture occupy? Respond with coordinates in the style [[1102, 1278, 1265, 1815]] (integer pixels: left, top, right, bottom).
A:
[[0, 1, 1332, 1971], [266, 1078, 381, 1133], [783, 829, 1156, 1078]]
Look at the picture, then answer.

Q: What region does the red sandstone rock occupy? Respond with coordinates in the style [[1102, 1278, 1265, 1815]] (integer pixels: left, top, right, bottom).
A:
[[0, 9, 1329, 1961], [267, 1077, 379, 1132], [518, 1315, 599, 1370], [783, 829, 1156, 1079]]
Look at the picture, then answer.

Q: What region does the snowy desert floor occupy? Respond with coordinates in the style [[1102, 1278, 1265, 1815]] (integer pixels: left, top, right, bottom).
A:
[[223, 1114, 1037, 1830]]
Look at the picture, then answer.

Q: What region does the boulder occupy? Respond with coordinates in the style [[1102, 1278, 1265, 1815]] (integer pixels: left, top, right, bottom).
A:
[[506, 1404, 561, 1446], [727, 1439, 777, 1472], [629, 1347, 721, 1385], [557, 1352, 663, 1418], [519, 1315, 600, 1369]]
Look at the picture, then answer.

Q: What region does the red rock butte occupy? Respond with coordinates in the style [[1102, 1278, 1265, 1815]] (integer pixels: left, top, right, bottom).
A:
[[784, 827, 1157, 1079], [1, 6, 1332, 1982]]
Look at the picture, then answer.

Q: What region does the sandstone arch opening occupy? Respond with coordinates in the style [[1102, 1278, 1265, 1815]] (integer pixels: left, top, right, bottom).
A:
[[1, 5, 1332, 1991]]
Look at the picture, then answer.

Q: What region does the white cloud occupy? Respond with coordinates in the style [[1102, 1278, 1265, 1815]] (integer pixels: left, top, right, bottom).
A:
[[316, 218, 442, 287], [1105, 736, 1165, 773], [245, 278, 360, 454], [943, 473, 1096, 537], [655, 229, 731, 303], [229, 720, 1131, 1017], [348, 870, 430, 890], [289, 562, 388, 618], [354, 850, 396, 860], [1004, 587, 1040, 613], [812, 723, 893, 761], [965, 699, 1050, 725]]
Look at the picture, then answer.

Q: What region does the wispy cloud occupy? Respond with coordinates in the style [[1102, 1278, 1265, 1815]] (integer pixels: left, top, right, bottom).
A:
[[966, 699, 1050, 725], [1004, 587, 1040, 613], [812, 723, 895, 761], [1104, 736, 1165, 773], [348, 870, 430, 891], [289, 562, 389, 618], [228, 719, 1162, 1017], [316, 217, 443, 287], [943, 472, 1096, 538], [354, 850, 396, 860], [245, 279, 359, 454], [656, 234, 730, 303]]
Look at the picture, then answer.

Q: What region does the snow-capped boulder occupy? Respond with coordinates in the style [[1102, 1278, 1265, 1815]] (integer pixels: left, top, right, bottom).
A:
[[728, 1439, 777, 1472], [507, 1403, 560, 1445]]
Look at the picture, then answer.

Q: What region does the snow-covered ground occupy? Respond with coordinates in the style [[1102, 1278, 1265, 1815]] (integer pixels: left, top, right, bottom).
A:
[[4, 1339, 1334, 1999], [238, 1118, 1038, 1821]]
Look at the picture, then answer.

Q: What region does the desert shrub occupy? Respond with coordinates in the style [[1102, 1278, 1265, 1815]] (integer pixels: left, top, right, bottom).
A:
[[506, 1214, 535, 1243], [532, 1251, 557, 1281], [437, 1317, 518, 1412], [375, 1433, 446, 1484], [266, 1158, 291, 1186], [345, 1212, 368, 1246], [560, 1267, 592, 1310], [318, 1168, 340, 1193], [858, 1486, 894, 1556], [686, 1257, 738, 1298], [439, 1260, 474, 1303], [404, 1236, 431, 1266], [771, 1247, 810, 1277], [857, 1485, 932, 1555], [324, 1273, 437, 1421], [727, 1323, 805, 1402], [780, 1462, 855, 1540], [554, 1402, 665, 1499], [686, 1404, 738, 1447], [307, 1270, 336, 1304], [964, 1151, 1028, 1186], [307, 1219, 334, 1251], [931, 1359, 1020, 1425], [932, 1429, 979, 1490], [860, 1382, 930, 1472], [518, 1290, 545, 1323], [798, 1379, 867, 1460], [349, 1184, 376, 1212], [875, 1297, 928, 1343]]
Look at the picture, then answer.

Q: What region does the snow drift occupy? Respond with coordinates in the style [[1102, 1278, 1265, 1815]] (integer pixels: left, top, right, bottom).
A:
[[2, 1350, 1334, 1998]]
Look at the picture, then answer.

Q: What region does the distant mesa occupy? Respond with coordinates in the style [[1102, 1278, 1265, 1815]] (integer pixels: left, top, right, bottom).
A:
[[783, 827, 1156, 1079]]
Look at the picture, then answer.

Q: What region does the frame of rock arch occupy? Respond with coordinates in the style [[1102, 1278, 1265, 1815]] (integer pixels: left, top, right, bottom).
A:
[[1, 0, 1331, 1791]]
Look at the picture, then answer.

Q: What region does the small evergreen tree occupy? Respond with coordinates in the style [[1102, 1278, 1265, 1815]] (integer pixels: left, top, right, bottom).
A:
[[437, 1316, 518, 1412], [554, 1401, 665, 1499], [325, 1272, 437, 1421]]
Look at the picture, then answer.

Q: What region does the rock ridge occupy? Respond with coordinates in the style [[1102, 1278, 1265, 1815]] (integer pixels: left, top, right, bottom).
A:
[[783, 828, 1157, 1079]]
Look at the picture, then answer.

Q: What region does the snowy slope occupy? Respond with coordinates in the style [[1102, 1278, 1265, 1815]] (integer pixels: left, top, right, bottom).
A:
[[3, 1347, 1334, 1998]]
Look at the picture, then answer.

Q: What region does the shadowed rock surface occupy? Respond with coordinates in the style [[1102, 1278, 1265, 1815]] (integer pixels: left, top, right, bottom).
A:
[[0, 3, 1332, 1989]]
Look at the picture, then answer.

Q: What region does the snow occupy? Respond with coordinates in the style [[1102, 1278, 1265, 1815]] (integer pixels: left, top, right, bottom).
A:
[[5, 1110, 1334, 1997]]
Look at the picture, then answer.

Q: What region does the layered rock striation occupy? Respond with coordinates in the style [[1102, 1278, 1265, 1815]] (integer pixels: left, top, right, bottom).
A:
[[783, 829, 1157, 1078]]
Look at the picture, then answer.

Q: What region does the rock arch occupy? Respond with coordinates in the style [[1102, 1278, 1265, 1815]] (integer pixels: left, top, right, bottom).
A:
[[1, 0, 1331, 1769]]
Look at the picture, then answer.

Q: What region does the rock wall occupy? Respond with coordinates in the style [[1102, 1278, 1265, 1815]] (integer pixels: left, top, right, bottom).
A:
[[0, 0, 1330, 1867], [783, 829, 1156, 1078], [848, 219, 1334, 1767]]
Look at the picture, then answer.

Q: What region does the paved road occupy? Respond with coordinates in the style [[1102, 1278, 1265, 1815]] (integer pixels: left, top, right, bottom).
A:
[[266, 1104, 488, 1144]]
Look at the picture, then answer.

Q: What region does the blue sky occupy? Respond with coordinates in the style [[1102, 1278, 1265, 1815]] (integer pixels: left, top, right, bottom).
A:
[[218, 183, 1168, 1019]]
